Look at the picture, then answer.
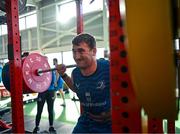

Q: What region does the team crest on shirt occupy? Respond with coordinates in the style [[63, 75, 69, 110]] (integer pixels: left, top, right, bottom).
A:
[[75, 83, 80, 89], [96, 80, 105, 90]]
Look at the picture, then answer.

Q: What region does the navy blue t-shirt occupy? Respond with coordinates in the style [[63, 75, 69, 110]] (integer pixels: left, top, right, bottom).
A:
[[72, 59, 110, 114]]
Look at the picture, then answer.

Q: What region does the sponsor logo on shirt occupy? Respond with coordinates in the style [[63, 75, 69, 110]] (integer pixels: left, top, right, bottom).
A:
[[81, 101, 107, 107], [96, 80, 105, 90], [85, 92, 91, 102]]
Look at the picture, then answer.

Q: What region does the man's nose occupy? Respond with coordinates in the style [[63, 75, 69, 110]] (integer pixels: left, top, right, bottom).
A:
[[73, 52, 81, 59]]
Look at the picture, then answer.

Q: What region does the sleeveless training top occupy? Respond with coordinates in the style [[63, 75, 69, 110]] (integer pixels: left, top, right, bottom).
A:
[[48, 71, 63, 91], [72, 59, 110, 114]]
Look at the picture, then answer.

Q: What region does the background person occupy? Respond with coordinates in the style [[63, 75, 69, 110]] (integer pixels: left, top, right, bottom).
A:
[[33, 61, 64, 133], [53, 58, 66, 106]]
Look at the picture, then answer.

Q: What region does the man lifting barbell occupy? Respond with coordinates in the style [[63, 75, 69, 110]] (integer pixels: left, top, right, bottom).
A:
[[57, 33, 112, 133]]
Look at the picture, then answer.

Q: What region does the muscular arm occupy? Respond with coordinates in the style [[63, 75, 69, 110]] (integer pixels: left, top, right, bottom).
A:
[[62, 73, 76, 92], [56, 64, 76, 92]]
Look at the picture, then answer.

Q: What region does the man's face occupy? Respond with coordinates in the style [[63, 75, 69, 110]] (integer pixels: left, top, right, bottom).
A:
[[72, 42, 96, 69], [53, 60, 57, 65]]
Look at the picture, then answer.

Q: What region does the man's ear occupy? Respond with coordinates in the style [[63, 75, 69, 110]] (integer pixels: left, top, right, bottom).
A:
[[92, 48, 97, 56]]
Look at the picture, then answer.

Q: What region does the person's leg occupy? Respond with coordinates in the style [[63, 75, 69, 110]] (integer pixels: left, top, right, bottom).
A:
[[33, 93, 46, 132], [59, 89, 65, 106], [47, 91, 56, 132]]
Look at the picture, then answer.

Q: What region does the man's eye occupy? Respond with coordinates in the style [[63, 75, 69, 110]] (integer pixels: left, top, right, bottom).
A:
[[78, 49, 84, 53], [72, 49, 87, 54]]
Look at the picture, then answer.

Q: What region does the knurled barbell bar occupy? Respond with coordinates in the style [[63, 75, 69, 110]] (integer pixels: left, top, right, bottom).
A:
[[37, 64, 76, 75], [2, 53, 76, 93]]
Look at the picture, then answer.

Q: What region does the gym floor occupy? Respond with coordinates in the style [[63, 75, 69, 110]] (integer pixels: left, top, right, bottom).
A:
[[2, 91, 80, 133], [1, 91, 180, 133]]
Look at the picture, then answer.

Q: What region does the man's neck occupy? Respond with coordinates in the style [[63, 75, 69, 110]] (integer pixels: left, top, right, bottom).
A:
[[81, 60, 97, 76]]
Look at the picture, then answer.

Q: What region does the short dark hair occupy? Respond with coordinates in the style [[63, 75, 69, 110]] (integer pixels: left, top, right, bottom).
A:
[[53, 58, 58, 62], [72, 33, 96, 49]]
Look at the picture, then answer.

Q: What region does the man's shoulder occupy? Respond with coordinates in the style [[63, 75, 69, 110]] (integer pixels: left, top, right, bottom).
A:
[[72, 67, 81, 78], [73, 67, 80, 73], [97, 58, 109, 66]]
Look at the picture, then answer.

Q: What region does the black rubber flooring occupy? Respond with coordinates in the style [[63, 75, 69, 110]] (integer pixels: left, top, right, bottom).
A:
[[1, 111, 75, 133]]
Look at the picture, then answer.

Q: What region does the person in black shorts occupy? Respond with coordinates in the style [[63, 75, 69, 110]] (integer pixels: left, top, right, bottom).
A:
[[33, 68, 63, 133]]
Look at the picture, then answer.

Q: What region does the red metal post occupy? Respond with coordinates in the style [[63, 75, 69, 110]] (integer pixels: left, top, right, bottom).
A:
[[75, 0, 83, 113], [6, 0, 25, 133], [109, 0, 142, 133], [75, 0, 83, 34], [148, 118, 163, 133], [167, 120, 175, 133]]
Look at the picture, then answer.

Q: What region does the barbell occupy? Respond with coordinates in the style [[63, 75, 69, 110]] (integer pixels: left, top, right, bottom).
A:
[[2, 53, 52, 93], [2, 53, 76, 93]]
